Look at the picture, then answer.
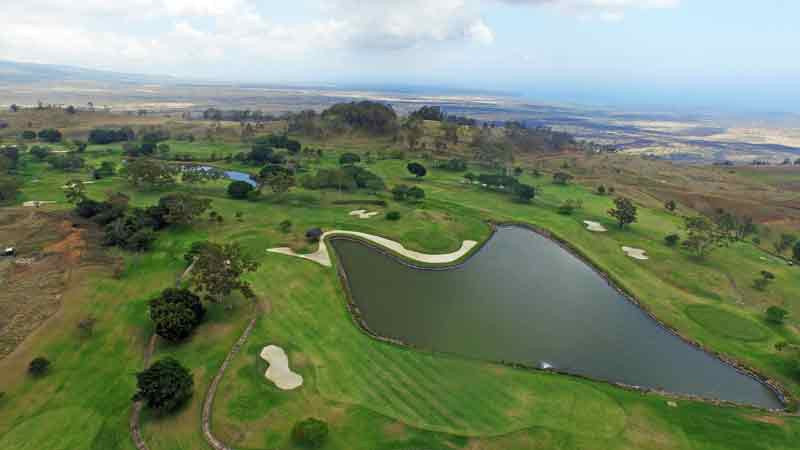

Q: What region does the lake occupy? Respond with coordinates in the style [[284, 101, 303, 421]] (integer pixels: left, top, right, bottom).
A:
[[331, 226, 782, 409]]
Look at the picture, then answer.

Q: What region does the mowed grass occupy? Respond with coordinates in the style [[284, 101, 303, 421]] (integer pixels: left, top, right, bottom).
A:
[[1, 136, 799, 449], [686, 305, 770, 342]]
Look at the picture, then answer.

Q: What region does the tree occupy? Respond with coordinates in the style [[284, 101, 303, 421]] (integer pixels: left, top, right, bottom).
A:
[[774, 234, 797, 255], [765, 306, 788, 325], [93, 161, 116, 179], [29, 145, 51, 160], [793, 241, 800, 261], [28, 357, 50, 377], [37, 128, 62, 143], [77, 315, 97, 337], [154, 193, 211, 226], [0, 176, 20, 203], [124, 159, 176, 189], [20, 130, 36, 140], [407, 186, 425, 201], [72, 140, 88, 153], [227, 180, 254, 199], [753, 270, 775, 291], [608, 197, 637, 229], [596, 185, 606, 195], [255, 164, 295, 194], [513, 183, 536, 203], [391, 184, 410, 201], [665, 200, 676, 212], [552, 172, 573, 185], [47, 153, 85, 171], [407, 162, 427, 178], [682, 216, 728, 259], [133, 357, 194, 413], [189, 242, 259, 304], [149, 288, 205, 342], [89, 127, 134, 144], [64, 179, 86, 204], [386, 211, 401, 221], [557, 199, 582, 215], [339, 152, 361, 165], [291, 418, 329, 448], [664, 234, 680, 247], [267, 171, 295, 194]]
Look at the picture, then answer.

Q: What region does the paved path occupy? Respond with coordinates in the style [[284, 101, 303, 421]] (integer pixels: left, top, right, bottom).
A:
[[268, 230, 477, 267], [202, 317, 258, 450], [130, 334, 157, 450]]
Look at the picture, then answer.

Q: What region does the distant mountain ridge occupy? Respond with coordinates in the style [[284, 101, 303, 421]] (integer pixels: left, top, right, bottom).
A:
[[0, 60, 174, 84]]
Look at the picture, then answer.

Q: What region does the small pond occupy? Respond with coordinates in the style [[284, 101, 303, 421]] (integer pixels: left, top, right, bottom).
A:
[[331, 226, 782, 409], [194, 166, 256, 186]]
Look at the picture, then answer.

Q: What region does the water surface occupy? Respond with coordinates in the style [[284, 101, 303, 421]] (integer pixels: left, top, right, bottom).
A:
[[332, 226, 781, 409]]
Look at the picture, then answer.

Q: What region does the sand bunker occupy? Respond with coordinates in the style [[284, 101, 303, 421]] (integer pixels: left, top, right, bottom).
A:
[[349, 209, 380, 219], [622, 246, 649, 260], [268, 230, 478, 268], [259, 345, 303, 390], [62, 181, 96, 188], [23, 201, 57, 207], [583, 220, 607, 232]]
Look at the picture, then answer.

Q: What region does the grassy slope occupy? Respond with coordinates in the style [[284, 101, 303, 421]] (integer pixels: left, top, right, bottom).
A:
[[0, 139, 798, 449]]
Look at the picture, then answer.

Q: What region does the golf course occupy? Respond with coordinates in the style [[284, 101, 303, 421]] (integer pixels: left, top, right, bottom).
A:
[[0, 106, 799, 450]]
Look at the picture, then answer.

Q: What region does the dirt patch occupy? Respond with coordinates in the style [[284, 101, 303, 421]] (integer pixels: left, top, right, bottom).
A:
[[382, 420, 406, 437], [0, 208, 111, 359]]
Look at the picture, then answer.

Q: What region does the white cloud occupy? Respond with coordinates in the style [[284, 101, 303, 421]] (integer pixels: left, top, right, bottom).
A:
[[498, 0, 680, 20], [0, 0, 677, 78]]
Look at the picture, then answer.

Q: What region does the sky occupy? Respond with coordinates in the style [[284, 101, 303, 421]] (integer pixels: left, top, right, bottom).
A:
[[1, 0, 799, 112]]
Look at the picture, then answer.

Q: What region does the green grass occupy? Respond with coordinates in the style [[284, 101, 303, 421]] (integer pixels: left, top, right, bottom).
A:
[[686, 305, 771, 342], [1, 138, 800, 449]]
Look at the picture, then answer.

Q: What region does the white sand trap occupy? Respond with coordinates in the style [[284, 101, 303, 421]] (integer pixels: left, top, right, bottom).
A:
[[259, 345, 303, 390], [583, 220, 607, 232], [622, 246, 649, 260], [51, 150, 71, 153], [268, 230, 478, 268], [62, 181, 97, 188], [348, 209, 380, 219], [23, 201, 56, 207]]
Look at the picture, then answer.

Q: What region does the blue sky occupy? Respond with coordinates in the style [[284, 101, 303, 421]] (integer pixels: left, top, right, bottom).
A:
[[2, 1, 799, 112]]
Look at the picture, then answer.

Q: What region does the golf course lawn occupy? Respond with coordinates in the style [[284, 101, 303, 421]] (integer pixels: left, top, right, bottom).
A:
[[0, 142, 799, 449]]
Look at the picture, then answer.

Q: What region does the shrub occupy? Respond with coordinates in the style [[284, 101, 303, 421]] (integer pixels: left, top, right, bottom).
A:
[[512, 183, 536, 203], [407, 186, 425, 201], [557, 199, 582, 215], [552, 172, 573, 185], [392, 184, 410, 201], [407, 162, 427, 178], [753, 270, 775, 291], [306, 228, 323, 242], [765, 306, 788, 325], [133, 357, 194, 413], [227, 180, 254, 199], [291, 418, 329, 448], [596, 185, 606, 195], [386, 211, 401, 221], [339, 152, 361, 165], [28, 357, 50, 377], [279, 220, 292, 233], [20, 130, 36, 140], [664, 234, 680, 247]]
